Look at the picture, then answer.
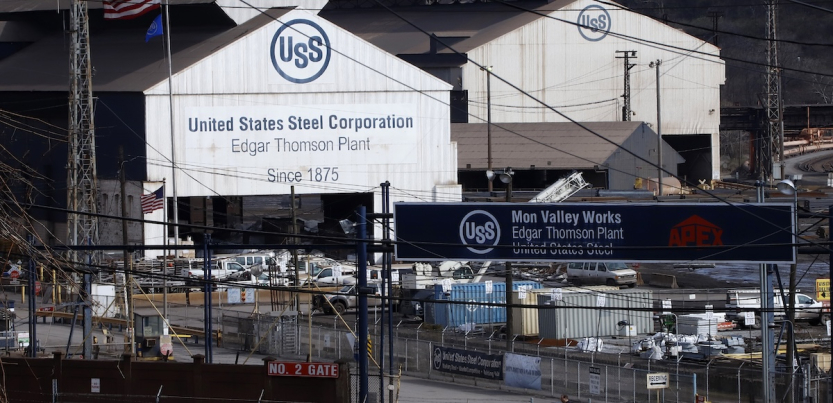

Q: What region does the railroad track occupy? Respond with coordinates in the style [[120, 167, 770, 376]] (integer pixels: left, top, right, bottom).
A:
[[798, 154, 833, 172]]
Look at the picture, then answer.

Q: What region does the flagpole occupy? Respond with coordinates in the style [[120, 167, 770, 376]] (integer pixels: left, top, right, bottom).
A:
[[163, 2, 179, 261], [162, 179, 168, 324], [163, 1, 176, 329]]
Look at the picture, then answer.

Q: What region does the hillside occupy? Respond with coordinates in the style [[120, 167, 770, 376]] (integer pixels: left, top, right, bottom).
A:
[[614, 0, 833, 106]]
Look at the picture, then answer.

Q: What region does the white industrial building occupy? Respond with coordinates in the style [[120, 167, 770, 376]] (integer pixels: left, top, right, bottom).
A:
[[0, 2, 460, 252], [0, 0, 724, 253], [321, 0, 725, 184]]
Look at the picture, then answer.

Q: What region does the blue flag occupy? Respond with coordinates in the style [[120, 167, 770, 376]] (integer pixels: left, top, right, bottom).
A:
[[145, 13, 163, 42]]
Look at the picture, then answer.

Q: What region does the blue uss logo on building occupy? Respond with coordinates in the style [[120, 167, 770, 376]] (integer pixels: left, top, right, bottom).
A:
[[577, 5, 611, 42], [270, 19, 331, 83], [459, 210, 501, 254]]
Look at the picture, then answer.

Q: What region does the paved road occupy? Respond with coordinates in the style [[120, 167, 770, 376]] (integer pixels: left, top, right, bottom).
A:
[[10, 292, 569, 402], [397, 376, 565, 403], [784, 150, 833, 188]]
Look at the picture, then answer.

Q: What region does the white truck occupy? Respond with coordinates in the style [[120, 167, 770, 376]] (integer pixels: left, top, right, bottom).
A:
[[726, 289, 829, 329], [402, 261, 477, 290], [181, 258, 246, 283], [297, 260, 357, 286], [558, 262, 638, 287]]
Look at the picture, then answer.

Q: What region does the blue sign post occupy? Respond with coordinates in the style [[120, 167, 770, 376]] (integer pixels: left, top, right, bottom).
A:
[[394, 203, 794, 263]]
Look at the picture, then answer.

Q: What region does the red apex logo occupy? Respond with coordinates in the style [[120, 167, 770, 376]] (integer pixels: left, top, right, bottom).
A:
[[668, 215, 723, 247]]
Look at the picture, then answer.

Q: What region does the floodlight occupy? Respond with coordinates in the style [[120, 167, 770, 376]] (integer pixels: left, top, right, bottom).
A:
[[776, 179, 796, 196], [498, 167, 514, 184], [339, 219, 356, 236]]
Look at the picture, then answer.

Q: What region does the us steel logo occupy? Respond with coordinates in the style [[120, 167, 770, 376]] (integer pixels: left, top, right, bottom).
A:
[[270, 19, 331, 83], [577, 5, 611, 42], [668, 215, 724, 247], [459, 210, 501, 254]]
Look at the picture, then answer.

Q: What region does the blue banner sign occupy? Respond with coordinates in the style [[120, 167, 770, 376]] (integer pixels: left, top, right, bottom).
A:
[[393, 203, 794, 263], [432, 345, 503, 380]]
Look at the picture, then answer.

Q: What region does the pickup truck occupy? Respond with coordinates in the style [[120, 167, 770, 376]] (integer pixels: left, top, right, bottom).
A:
[[726, 289, 829, 328], [228, 270, 290, 287], [297, 261, 357, 286], [313, 281, 384, 315], [181, 259, 246, 283], [558, 262, 638, 287]]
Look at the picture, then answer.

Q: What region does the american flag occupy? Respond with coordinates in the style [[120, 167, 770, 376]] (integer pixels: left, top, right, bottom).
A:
[[141, 186, 164, 214], [103, 0, 161, 20]]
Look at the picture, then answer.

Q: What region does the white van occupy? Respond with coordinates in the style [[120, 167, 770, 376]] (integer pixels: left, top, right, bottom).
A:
[[232, 252, 277, 270], [563, 262, 638, 287]]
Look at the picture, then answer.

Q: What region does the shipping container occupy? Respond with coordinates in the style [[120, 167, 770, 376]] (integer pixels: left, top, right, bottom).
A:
[[537, 289, 654, 340], [512, 286, 619, 337], [427, 281, 542, 327]]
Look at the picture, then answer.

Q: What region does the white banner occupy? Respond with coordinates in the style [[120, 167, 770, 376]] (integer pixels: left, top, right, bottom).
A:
[[180, 104, 418, 188], [503, 353, 541, 390], [227, 288, 241, 304]]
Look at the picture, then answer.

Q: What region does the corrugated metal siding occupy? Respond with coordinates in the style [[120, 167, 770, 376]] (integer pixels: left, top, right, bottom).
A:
[[427, 281, 542, 327], [217, 0, 327, 26], [462, 0, 724, 178], [145, 12, 451, 96], [512, 286, 619, 337], [537, 289, 654, 339], [144, 10, 459, 200], [606, 124, 684, 190]]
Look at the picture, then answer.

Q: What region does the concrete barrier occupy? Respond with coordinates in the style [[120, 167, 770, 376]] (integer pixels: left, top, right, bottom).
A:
[[647, 273, 679, 288]]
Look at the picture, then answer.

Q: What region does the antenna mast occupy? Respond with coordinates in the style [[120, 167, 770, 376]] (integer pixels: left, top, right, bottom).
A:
[[764, 0, 784, 180], [67, 0, 99, 359], [67, 0, 100, 263]]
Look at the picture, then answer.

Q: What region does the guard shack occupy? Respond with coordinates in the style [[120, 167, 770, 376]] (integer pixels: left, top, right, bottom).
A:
[[134, 312, 169, 359]]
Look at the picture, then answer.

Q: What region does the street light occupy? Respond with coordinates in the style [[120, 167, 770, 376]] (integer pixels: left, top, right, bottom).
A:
[[776, 177, 798, 376], [490, 167, 514, 351], [482, 66, 493, 192], [776, 178, 796, 197], [486, 168, 514, 202]]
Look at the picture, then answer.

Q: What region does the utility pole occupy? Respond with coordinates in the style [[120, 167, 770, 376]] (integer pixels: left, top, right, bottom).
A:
[[757, 182, 776, 403], [203, 233, 213, 363], [707, 11, 723, 47], [357, 207, 369, 403], [380, 182, 394, 403], [615, 51, 637, 121], [483, 66, 493, 192], [291, 186, 300, 317], [118, 147, 133, 355], [68, 0, 99, 359], [27, 235, 37, 358], [504, 179, 513, 352], [650, 60, 663, 196]]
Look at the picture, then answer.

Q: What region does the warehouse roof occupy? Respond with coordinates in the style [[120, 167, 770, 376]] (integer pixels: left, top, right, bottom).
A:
[[320, 0, 576, 58], [0, 0, 213, 13], [451, 121, 644, 170], [0, 7, 291, 92]]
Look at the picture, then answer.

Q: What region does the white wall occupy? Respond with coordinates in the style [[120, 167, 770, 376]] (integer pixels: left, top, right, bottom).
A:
[[463, 0, 725, 179], [144, 10, 460, 201]]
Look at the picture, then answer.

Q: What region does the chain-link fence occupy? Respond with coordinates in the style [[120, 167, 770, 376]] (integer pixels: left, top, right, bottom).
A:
[[236, 314, 831, 403]]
